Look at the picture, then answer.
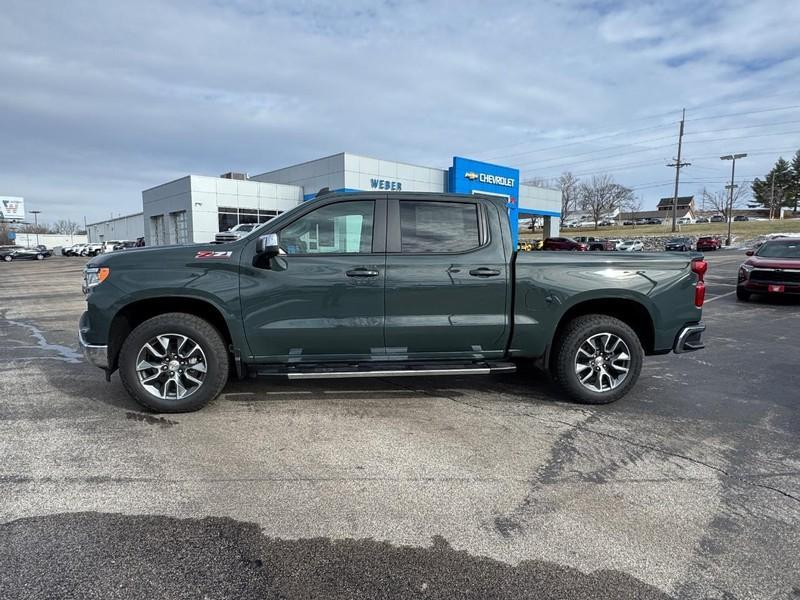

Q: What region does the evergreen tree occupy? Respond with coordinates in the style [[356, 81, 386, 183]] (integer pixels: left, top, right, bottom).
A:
[[752, 156, 794, 218], [791, 149, 800, 214]]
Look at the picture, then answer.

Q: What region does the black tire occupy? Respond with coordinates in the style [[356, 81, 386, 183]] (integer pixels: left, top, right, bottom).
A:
[[118, 312, 229, 413], [736, 287, 750, 301], [36, 254, 44, 260], [552, 314, 644, 405]]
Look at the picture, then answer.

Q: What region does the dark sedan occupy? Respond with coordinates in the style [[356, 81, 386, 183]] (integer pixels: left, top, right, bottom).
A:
[[737, 238, 800, 300], [1, 245, 51, 261], [665, 238, 691, 251]]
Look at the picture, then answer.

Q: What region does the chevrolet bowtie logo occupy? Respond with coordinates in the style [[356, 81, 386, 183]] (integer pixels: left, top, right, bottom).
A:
[[465, 171, 479, 180]]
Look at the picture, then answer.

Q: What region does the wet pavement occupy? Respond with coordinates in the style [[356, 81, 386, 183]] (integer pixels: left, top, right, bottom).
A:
[[0, 253, 798, 599]]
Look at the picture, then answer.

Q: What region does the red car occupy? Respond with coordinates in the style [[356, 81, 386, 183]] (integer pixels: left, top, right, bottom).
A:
[[737, 238, 800, 300], [542, 237, 589, 251], [696, 236, 722, 251]]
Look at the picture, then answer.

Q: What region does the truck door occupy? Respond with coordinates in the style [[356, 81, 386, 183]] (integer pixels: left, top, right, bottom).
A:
[[239, 197, 387, 361], [383, 197, 510, 360]]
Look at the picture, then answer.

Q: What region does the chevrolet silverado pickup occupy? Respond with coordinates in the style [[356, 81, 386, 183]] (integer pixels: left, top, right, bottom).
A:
[[79, 192, 706, 413]]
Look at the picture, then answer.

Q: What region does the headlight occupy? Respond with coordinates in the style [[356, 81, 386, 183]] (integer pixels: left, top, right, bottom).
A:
[[738, 264, 753, 281], [83, 266, 110, 293]]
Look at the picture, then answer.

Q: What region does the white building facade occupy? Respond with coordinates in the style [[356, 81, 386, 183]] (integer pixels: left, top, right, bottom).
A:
[[91, 152, 562, 247]]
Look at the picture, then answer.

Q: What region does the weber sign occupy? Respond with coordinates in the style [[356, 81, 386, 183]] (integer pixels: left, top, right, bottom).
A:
[[0, 196, 25, 221]]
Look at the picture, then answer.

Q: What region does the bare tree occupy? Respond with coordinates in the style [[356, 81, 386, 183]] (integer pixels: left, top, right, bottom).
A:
[[558, 172, 580, 223], [702, 183, 749, 222], [18, 222, 49, 234], [50, 219, 81, 235], [579, 174, 633, 230]]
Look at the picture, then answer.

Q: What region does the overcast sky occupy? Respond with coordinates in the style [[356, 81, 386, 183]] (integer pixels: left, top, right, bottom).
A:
[[2, 0, 799, 224]]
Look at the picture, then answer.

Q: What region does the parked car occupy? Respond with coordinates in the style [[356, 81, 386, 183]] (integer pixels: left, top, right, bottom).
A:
[[623, 220, 635, 226], [737, 238, 800, 300], [617, 240, 645, 252], [645, 217, 663, 225], [598, 219, 616, 227], [665, 238, 692, 252], [542, 237, 589, 251], [0, 246, 16, 262], [677, 217, 693, 225], [79, 191, 706, 412], [113, 241, 139, 251], [710, 215, 725, 223], [575, 236, 615, 251], [215, 222, 264, 243], [82, 243, 104, 257], [695, 217, 710, 224], [696, 236, 722, 251], [733, 215, 749, 222], [62, 243, 85, 256], [1, 245, 50, 261]]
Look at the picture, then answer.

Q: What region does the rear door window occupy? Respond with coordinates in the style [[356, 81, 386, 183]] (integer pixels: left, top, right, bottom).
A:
[[399, 201, 480, 253]]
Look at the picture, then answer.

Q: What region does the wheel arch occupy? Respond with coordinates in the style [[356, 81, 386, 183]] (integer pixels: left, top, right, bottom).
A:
[[547, 297, 655, 371], [107, 297, 234, 373]]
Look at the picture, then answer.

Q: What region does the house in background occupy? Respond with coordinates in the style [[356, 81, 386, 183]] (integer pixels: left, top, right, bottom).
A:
[[657, 196, 696, 221]]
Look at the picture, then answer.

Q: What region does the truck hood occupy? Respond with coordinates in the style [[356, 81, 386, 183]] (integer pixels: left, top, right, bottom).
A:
[[86, 243, 242, 269]]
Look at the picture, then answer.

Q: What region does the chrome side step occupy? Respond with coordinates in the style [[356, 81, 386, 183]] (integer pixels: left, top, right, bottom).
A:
[[255, 362, 517, 380]]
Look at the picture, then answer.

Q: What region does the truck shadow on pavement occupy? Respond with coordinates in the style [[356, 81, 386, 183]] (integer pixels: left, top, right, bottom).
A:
[[0, 511, 673, 600]]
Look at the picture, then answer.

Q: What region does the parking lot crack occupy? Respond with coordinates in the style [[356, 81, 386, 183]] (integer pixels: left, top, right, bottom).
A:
[[540, 418, 800, 506]]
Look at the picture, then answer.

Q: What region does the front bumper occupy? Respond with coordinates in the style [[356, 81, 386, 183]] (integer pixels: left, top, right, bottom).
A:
[[79, 311, 108, 369], [673, 322, 705, 354]]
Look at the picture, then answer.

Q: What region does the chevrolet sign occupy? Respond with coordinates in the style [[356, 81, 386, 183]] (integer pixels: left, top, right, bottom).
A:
[[464, 172, 515, 187]]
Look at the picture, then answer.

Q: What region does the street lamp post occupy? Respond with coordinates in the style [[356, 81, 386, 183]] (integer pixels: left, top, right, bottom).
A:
[[30, 210, 42, 248], [720, 154, 746, 246]]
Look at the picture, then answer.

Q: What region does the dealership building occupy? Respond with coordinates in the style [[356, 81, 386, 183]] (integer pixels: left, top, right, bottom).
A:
[[88, 153, 561, 246]]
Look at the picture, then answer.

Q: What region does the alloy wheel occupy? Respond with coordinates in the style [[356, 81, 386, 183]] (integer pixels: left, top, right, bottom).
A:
[[135, 333, 208, 401], [574, 332, 631, 393]]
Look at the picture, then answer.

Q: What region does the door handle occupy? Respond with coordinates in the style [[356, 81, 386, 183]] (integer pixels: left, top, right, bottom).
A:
[[469, 268, 501, 277], [346, 268, 380, 277]]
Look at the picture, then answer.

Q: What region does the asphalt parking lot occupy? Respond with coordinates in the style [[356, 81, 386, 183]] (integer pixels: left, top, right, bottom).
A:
[[1, 252, 798, 599]]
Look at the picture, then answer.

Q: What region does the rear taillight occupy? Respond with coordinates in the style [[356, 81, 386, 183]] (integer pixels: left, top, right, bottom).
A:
[[691, 259, 707, 307]]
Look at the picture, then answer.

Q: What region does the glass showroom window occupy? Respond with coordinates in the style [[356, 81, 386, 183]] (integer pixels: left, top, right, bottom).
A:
[[218, 207, 238, 232]]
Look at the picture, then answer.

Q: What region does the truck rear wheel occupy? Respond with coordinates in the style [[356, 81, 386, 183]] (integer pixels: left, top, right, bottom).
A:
[[552, 314, 643, 405], [118, 313, 229, 413]]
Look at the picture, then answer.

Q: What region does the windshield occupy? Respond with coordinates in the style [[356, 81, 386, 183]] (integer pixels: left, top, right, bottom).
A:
[[756, 240, 800, 258]]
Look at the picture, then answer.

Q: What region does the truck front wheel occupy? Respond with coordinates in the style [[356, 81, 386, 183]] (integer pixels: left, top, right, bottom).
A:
[[118, 313, 230, 412], [552, 314, 643, 404]]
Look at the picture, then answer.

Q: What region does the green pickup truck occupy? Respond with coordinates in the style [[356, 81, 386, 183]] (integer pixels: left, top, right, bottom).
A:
[[79, 192, 706, 412]]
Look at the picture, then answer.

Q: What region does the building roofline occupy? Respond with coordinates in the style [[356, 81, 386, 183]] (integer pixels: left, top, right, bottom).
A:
[[141, 175, 191, 194], [86, 211, 144, 227]]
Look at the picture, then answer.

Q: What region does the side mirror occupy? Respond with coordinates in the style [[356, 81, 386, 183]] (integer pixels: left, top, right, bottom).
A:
[[256, 233, 280, 257], [745, 250, 754, 256]]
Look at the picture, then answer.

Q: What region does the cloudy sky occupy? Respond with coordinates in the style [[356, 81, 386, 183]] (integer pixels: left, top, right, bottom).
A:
[[2, 0, 799, 224]]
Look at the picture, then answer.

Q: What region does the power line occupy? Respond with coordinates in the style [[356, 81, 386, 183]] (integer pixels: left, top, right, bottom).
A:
[[684, 104, 800, 123], [482, 124, 674, 162]]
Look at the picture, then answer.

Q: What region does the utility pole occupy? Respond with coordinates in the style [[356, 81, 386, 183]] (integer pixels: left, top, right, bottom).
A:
[[30, 210, 41, 247], [667, 109, 690, 233], [720, 153, 747, 246], [770, 177, 775, 220]]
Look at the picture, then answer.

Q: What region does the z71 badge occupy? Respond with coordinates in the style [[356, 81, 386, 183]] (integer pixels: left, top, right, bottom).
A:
[[195, 250, 232, 259]]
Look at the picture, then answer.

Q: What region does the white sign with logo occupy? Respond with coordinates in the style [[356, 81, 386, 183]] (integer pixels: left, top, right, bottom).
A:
[[464, 172, 515, 187], [0, 196, 25, 220]]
